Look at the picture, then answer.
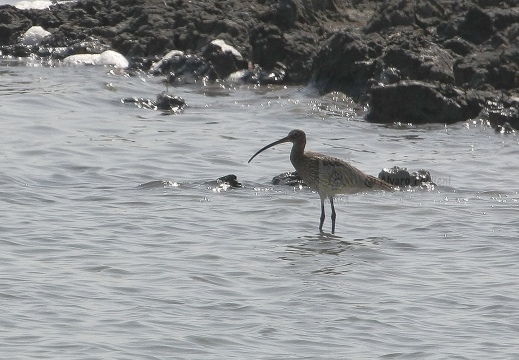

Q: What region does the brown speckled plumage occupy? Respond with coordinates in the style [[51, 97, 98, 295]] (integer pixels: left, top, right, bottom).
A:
[[249, 129, 392, 234]]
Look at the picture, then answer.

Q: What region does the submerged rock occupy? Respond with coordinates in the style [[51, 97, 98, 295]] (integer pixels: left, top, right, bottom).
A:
[[271, 171, 306, 187], [121, 93, 186, 113], [495, 122, 516, 134], [378, 166, 434, 188], [155, 93, 186, 111], [216, 174, 242, 188], [204, 174, 242, 192]]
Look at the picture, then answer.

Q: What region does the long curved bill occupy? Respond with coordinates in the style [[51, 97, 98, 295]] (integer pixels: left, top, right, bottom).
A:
[[248, 136, 291, 163]]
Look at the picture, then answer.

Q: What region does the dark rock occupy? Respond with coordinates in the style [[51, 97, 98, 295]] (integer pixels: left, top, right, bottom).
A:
[[381, 42, 455, 84], [485, 100, 519, 130], [363, 1, 416, 34], [442, 37, 474, 56], [312, 30, 383, 99], [378, 166, 434, 187], [377, 67, 401, 85], [260, 0, 298, 30], [2, 0, 519, 125], [458, 7, 494, 45], [491, 7, 519, 32], [453, 51, 519, 91], [0, 5, 32, 46], [250, 24, 287, 71], [201, 39, 248, 79], [367, 80, 482, 124], [313, 27, 457, 98]]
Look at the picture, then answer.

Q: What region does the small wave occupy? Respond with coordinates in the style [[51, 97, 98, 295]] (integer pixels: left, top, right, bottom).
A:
[[137, 180, 180, 189]]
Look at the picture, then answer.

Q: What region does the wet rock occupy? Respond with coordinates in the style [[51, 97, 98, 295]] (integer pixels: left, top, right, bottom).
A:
[[5, 0, 337, 83], [310, 1, 519, 125], [215, 174, 242, 188], [150, 51, 214, 84], [495, 122, 516, 134], [149, 50, 185, 74], [202, 39, 248, 79], [367, 80, 482, 124], [271, 171, 305, 187], [203, 174, 242, 192], [155, 93, 186, 111], [485, 99, 519, 130], [378, 166, 434, 187], [58, 37, 112, 57], [2, 0, 519, 125], [228, 62, 287, 84]]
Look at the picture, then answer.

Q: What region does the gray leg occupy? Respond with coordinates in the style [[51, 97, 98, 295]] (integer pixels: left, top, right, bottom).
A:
[[329, 196, 336, 234], [319, 197, 325, 232]]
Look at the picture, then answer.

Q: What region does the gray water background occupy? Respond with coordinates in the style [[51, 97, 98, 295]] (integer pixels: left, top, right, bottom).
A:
[[1, 60, 518, 359]]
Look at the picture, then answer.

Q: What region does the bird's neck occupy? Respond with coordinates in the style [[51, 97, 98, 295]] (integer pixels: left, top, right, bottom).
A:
[[290, 141, 306, 167]]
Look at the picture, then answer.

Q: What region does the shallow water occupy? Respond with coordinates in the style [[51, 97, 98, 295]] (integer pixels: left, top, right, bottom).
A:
[[1, 59, 518, 359]]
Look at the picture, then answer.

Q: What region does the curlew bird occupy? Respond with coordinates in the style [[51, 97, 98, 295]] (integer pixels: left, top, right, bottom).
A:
[[248, 129, 392, 234]]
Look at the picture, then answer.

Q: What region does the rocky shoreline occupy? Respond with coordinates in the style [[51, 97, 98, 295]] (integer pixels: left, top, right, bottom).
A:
[[1, 0, 518, 129]]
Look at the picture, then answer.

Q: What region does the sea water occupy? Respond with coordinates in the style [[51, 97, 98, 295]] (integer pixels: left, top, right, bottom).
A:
[[1, 57, 518, 359]]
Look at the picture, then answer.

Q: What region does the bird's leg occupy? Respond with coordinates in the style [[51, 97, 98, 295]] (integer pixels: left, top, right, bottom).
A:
[[319, 197, 325, 232], [329, 196, 336, 234]]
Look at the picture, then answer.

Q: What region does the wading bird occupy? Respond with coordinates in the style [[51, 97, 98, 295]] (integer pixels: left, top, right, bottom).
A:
[[248, 129, 392, 234]]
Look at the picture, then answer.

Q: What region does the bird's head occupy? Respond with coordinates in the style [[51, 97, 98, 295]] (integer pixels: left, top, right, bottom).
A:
[[248, 129, 306, 163]]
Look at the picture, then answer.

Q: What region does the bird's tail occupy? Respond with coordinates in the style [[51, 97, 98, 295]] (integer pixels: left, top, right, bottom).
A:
[[365, 175, 394, 192]]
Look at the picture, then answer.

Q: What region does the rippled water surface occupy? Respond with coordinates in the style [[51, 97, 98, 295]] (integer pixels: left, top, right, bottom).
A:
[[1, 60, 518, 359]]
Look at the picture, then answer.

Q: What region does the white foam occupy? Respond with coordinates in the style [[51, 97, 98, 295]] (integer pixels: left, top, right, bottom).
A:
[[15, 0, 52, 10], [63, 50, 129, 69], [21, 25, 51, 46]]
